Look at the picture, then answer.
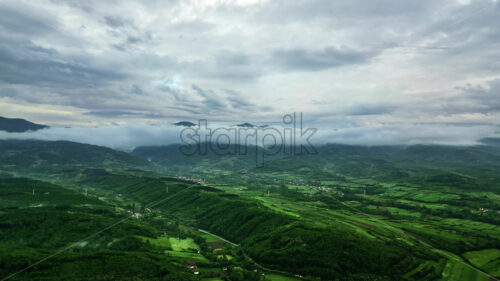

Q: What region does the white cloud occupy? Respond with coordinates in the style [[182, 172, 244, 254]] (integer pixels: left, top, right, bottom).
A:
[[314, 124, 498, 146]]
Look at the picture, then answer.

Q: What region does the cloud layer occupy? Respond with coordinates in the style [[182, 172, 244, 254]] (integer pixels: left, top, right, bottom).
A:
[[1, 122, 497, 150]]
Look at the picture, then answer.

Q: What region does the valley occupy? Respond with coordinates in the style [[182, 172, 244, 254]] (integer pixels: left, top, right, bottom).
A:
[[1, 140, 500, 280]]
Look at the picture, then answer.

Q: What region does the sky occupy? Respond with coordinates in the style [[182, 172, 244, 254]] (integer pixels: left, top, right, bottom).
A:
[[0, 0, 500, 147]]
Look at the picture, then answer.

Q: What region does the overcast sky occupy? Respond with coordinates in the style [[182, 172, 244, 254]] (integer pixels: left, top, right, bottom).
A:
[[0, 0, 499, 146]]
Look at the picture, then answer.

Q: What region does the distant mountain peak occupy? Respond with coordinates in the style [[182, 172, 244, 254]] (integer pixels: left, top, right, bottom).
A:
[[236, 122, 268, 128], [0, 116, 49, 133], [480, 137, 500, 147], [173, 121, 196, 127], [236, 122, 255, 128]]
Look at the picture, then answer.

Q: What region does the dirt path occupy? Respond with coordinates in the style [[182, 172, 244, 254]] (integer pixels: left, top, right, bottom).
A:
[[198, 229, 239, 247]]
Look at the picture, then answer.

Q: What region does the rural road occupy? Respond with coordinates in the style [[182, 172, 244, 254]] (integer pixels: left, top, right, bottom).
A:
[[197, 228, 305, 279]]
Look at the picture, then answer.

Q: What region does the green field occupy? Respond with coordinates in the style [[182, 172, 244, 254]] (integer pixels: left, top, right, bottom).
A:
[[169, 237, 199, 251], [136, 235, 171, 249], [252, 196, 301, 217], [165, 250, 210, 263], [463, 249, 500, 277], [264, 273, 301, 281], [441, 259, 490, 281]]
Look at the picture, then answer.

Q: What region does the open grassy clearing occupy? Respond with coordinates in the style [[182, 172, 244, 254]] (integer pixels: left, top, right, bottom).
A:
[[404, 259, 446, 279], [216, 254, 232, 260], [380, 188, 459, 202], [351, 178, 378, 184], [252, 196, 301, 217], [440, 259, 490, 281], [394, 221, 465, 242], [397, 199, 452, 210], [365, 204, 422, 217], [254, 194, 400, 239], [320, 180, 340, 185], [412, 192, 461, 203], [136, 235, 171, 249], [169, 237, 199, 251], [484, 260, 500, 277], [264, 273, 301, 281], [436, 218, 500, 240], [464, 248, 500, 268], [286, 184, 316, 194], [164, 250, 210, 263]]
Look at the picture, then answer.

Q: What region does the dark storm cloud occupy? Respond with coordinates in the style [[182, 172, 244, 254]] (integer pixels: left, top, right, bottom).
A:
[[216, 50, 253, 66], [0, 39, 125, 87], [157, 85, 186, 102], [253, 0, 439, 26], [271, 47, 377, 71], [344, 104, 397, 116], [197, 50, 264, 81], [225, 90, 254, 109], [207, 47, 376, 78], [192, 84, 228, 111], [169, 20, 215, 33], [0, 5, 56, 35], [130, 53, 189, 72], [104, 16, 129, 28], [167, 106, 201, 115], [130, 84, 145, 95], [105, 19, 151, 51], [413, 1, 500, 75], [49, 0, 94, 13], [0, 84, 161, 118], [156, 82, 269, 114], [455, 79, 500, 113], [83, 110, 169, 119], [343, 79, 500, 118], [224, 89, 272, 111], [429, 0, 500, 35], [185, 84, 271, 114]]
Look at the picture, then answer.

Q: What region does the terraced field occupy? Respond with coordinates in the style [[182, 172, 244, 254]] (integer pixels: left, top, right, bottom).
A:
[[202, 175, 500, 281]]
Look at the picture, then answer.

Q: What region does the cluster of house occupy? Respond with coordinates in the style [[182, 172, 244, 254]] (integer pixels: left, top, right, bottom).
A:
[[187, 264, 199, 275], [300, 184, 347, 197], [310, 185, 330, 192], [186, 263, 228, 275], [125, 209, 141, 219], [176, 176, 205, 185], [120, 205, 156, 219], [478, 207, 500, 213]]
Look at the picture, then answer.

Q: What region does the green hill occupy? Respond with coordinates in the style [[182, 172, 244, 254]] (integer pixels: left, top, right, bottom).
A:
[[0, 140, 151, 176], [0, 116, 48, 133]]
